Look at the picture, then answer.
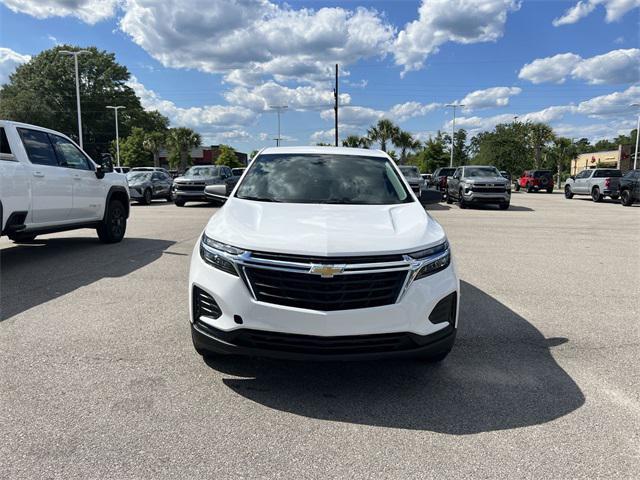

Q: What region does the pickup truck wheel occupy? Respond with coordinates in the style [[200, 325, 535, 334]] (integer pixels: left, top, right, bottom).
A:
[[174, 199, 186, 207], [526, 183, 534, 193], [166, 190, 173, 202], [97, 199, 126, 243], [514, 183, 520, 192], [546, 187, 553, 193], [564, 186, 573, 199], [446, 193, 453, 204], [11, 233, 37, 243], [591, 186, 603, 202], [499, 202, 510, 210], [620, 189, 632, 206], [142, 188, 152, 205], [458, 190, 467, 209]]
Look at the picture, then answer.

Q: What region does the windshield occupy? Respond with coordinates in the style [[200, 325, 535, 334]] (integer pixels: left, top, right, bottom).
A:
[[399, 166, 420, 177], [184, 166, 219, 177], [465, 166, 500, 177], [593, 169, 622, 178], [235, 154, 411, 204], [438, 168, 456, 177], [126, 172, 151, 182], [232, 168, 245, 176], [533, 171, 553, 178]]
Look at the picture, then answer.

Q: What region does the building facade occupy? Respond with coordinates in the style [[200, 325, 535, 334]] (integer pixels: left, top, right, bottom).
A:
[[571, 145, 633, 175], [158, 146, 248, 170]]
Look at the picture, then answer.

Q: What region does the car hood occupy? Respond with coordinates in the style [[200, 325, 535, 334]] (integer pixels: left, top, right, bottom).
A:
[[204, 199, 446, 256], [175, 175, 217, 183], [127, 181, 150, 188]]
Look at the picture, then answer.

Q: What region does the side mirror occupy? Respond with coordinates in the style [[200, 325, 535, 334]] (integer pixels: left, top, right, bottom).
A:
[[204, 184, 228, 204], [95, 164, 112, 179]]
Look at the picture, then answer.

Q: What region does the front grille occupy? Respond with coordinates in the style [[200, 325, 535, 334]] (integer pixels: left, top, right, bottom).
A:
[[193, 286, 222, 320], [471, 187, 505, 193], [244, 267, 407, 311], [230, 328, 416, 355], [249, 251, 404, 264], [176, 183, 205, 192]]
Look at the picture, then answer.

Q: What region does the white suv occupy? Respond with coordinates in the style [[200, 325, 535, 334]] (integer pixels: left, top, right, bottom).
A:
[[0, 120, 129, 243], [189, 147, 459, 361]]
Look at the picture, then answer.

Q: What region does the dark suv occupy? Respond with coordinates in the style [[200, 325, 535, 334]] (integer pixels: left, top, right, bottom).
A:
[[619, 169, 640, 206], [515, 170, 554, 193], [431, 167, 457, 197], [173, 165, 234, 206]]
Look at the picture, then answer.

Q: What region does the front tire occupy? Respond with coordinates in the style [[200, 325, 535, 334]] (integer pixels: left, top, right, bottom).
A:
[[97, 199, 126, 243], [166, 190, 174, 202], [458, 190, 467, 209], [526, 183, 534, 193], [499, 202, 510, 210], [174, 199, 186, 207], [546, 187, 553, 193], [591, 186, 603, 202], [446, 192, 453, 204], [620, 189, 633, 206], [10, 233, 37, 243], [142, 188, 152, 205], [564, 185, 573, 199]]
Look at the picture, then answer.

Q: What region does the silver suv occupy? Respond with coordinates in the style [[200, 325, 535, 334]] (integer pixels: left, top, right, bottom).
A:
[[446, 165, 511, 209]]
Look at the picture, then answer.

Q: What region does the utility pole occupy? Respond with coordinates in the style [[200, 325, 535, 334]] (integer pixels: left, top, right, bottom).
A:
[[334, 64, 339, 147], [445, 103, 464, 167], [106, 106, 126, 167], [59, 49, 90, 149], [632, 103, 640, 170], [269, 105, 288, 146]]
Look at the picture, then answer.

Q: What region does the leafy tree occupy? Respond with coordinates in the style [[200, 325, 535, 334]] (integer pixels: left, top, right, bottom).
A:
[[249, 149, 259, 159], [342, 135, 372, 149], [471, 122, 531, 175], [117, 127, 152, 167], [166, 127, 201, 172], [410, 131, 450, 172], [444, 128, 469, 166], [143, 131, 165, 168], [216, 144, 244, 168], [367, 119, 399, 152], [315, 142, 333, 146], [0, 44, 168, 159], [528, 122, 555, 169], [393, 130, 421, 163]]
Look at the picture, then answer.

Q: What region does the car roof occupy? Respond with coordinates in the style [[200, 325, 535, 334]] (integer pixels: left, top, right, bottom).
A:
[[1, 119, 75, 140], [259, 146, 388, 158]]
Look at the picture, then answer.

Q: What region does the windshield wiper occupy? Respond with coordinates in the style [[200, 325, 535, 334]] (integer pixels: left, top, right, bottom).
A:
[[236, 195, 279, 202]]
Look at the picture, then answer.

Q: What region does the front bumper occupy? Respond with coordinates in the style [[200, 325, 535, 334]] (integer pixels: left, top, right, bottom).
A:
[[189, 242, 460, 359], [175, 190, 208, 201], [128, 187, 144, 199], [463, 191, 510, 203]]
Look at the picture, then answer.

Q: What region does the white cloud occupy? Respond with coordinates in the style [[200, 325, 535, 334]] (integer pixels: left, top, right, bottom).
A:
[[518, 53, 583, 84], [553, 119, 636, 141], [393, 0, 520, 74], [0, 0, 118, 24], [120, 1, 395, 84], [576, 85, 640, 117], [459, 86, 522, 110], [127, 77, 256, 128], [553, 0, 640, 26], [318, 102, 440, 127], [224, 81, 350, 112], [519, 49, 640, 84], [0, 47, 31, 85], [387, 101, 440, 122]]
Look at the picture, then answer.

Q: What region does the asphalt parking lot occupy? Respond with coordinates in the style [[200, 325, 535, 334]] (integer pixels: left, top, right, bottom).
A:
[[1, 192, 639, 479]]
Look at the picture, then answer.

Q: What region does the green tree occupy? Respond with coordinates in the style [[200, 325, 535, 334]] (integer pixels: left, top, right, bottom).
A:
[[529, 122, 555, 169], [117, 127, 152, 167], [367, 119, 399, 152], [471, 122, 531, 175], [444, 128, 469, 166], [216, 144, 244, 168], [393, 130, 421, 163], [410, 131, 449, 172], [0, 44, 168, 159], [342, 135, 372, 149], [166, 127, 201, 172], [143, 131, 165, 168], [249, 149, 259, 160]]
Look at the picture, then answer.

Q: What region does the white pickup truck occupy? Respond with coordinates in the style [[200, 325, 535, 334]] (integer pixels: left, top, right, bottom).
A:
[[1, 120, 129, 243]]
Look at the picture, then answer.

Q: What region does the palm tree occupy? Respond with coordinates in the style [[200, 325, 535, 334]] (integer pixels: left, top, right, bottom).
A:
[[393, 130, 421, 163], [367, 119, 399, 152], [529, 122, 555, 169], [166, 127, 201, 173], [342, 135, 372, 149], [143, 131, 165, 168]]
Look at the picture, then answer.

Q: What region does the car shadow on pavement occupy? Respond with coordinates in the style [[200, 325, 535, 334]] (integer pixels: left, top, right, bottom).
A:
[[0, 237, 175, 321], [205, 281, 585, 434]]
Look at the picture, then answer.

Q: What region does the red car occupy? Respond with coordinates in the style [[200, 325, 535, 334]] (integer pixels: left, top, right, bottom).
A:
[[515, 170, 554, 193]]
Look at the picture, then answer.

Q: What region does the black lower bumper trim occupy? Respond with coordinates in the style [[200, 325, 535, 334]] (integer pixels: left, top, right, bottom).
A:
[[191, 322, 456, 361]]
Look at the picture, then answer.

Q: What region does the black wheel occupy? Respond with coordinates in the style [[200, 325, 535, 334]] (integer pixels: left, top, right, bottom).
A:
[[97, 199, 126, 243], [591, 186, 602, 202], [166, 190, 174, 202], [142, 188, 152, 205], [564, 185, 573, 199], [499, 202, 510, 210], [458, 190, 467, 209], [10, 233, 37, 243], [546, 187, 553, 193], [514, 183, 520, 192], [174, 199, 186, 207], [526, 183, 534, 193], [446, 192, 453, 204], [620, 189, 633, 206]]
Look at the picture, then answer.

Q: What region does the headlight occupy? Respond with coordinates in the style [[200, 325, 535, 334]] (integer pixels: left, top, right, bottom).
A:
[[408, 241, 451, 280], [199, 234, 244, 276]]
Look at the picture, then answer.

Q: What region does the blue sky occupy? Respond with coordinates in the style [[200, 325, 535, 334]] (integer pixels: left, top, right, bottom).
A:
[[0, 0, 638, 154]]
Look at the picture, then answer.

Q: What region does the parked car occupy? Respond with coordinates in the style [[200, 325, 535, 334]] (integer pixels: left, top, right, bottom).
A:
[[113, 166, 130, 174], [446, 165, 511, 209], [224, 168, 246, 194], [515, 170, 554, 193], [0, 120, 129, 243], [421, 173, 432, 183], [232, 168, 245, 176], [173, 165, 234, 206], [191, 147, 458, 362], [130, 166, 171, 175], [398, 165, 423, 198], [431, 167, 456, 195], [126, 170, 174, 204], [564, 168, 622, 202], [618, 169, 640, 206], [500, 170, 511, 181]]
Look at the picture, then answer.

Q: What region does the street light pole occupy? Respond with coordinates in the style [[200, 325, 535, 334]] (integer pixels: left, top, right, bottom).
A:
[[59, 50, 90, 149], [445, 103, 465, 167], [632, 103, 640, 170], [106, 106, 126, 167], [269, 105, 288, 146]]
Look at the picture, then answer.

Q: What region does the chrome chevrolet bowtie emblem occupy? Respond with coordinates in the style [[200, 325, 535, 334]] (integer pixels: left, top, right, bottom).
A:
[[309, 264, 345, 278]]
